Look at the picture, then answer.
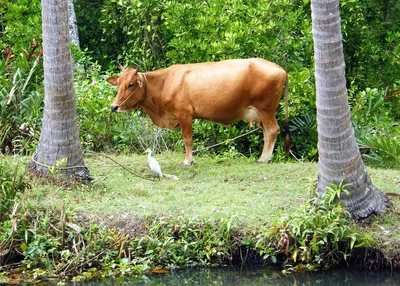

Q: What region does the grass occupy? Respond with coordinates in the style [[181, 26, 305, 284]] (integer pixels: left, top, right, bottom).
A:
[[1, 151, 400, 281], [5, 152, 399, 237], [18, 152, 315, 231]]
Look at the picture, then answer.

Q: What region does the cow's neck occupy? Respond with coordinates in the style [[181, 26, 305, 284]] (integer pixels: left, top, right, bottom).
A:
[[139, 71, 166, 126]]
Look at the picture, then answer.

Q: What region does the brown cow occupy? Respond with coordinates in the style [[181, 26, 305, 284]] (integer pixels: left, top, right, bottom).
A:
[[107, 58, 289, 165]]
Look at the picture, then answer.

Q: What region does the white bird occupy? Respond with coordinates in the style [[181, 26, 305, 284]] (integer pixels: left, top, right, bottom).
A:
[[144, 148, 163, 179]]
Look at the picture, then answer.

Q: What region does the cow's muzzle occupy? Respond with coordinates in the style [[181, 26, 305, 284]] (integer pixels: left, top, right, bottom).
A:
[[111, 105, 119, 112]]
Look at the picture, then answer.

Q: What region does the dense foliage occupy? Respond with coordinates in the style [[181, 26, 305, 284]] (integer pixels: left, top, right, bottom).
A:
[[255, 183, 372, 269], [0, 159, 27, 217], [0, 0, 399, 167]]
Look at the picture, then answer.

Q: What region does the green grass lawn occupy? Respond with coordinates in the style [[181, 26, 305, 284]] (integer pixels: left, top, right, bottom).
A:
[[8, 152, 399, 236]]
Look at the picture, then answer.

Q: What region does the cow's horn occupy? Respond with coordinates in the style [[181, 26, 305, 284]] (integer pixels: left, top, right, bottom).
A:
[[133, 63, 139, 73], [117, 62, 124, 71]]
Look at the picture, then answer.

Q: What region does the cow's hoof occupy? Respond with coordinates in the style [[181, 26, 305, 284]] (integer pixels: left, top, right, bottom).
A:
[[182, 160, 195, 167], [256, 160, 269, 164]]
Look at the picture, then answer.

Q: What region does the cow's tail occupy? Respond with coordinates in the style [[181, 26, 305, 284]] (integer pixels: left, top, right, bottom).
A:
[[284, 74, 290, 156]]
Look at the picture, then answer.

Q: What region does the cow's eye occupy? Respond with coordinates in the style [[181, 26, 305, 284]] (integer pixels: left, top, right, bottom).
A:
[[128, 83, 134, 88]]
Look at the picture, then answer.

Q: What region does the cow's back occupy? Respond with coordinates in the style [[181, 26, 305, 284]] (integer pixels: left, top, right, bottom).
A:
[[162, 58, 286, 122]]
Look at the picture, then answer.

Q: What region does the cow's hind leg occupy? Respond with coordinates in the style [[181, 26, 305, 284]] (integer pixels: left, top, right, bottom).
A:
[[176, 113, 194, 165], [258, 112, 280, 163]]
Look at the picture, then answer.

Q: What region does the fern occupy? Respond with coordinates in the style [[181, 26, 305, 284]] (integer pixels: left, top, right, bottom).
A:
[[289, 113, 318, 160], [361, 131, 400, 168]]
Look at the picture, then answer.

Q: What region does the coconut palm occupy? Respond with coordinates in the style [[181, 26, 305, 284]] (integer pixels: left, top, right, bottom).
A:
[[311, 0, 390, 218], [67, 0, 80, 49], [29, 0, 89, 179]]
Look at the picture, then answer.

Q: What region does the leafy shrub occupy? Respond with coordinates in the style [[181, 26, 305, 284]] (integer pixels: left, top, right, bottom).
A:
[[191, 120, 263, 158], [350, 87, 399, 168], [350, 88, 393, 127], [0, 159, 27, 219], [1, 206, 235, 279], [0, 0, 41, 54], [359, 128, 400, 169], [132, 218, 234, 268], [0, 0, 43, 154], [75, 0, 400, 92], [387, 81, 400, 121], [255, 183, 373, 269], [340, 0, 400, 91], [0, 59, 43, 155], [0, 0, 41, 155], [289, 113, 318, 161], [1, 0, 398, 165], [285, 184, 372, 267]]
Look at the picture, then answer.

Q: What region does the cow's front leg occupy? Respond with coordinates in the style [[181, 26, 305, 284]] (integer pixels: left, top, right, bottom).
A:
[[177, 114, 193, 165]]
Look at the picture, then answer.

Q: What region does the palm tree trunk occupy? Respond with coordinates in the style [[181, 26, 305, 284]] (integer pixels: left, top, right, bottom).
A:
[[311, 0, 390, 218], [67, 0, 80, 49], [29, 0, 89, 179]]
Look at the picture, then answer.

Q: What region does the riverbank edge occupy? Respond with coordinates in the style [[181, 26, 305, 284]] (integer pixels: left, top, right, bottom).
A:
[[1, 155, 399, 284], [1, 204, 399, 284]]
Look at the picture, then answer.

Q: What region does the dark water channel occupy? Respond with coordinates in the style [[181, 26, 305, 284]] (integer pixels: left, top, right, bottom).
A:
[[71, 266, 400, 286]]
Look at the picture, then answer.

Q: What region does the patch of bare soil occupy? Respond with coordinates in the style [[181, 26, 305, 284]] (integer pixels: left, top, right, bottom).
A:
[[75, 212, 147, 237]]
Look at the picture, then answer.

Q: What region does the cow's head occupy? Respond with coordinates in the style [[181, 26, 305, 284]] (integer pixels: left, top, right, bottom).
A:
[[107, 64, 146, 112]]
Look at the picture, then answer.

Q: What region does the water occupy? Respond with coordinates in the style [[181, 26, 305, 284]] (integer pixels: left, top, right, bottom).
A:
[[72, 266, 400, 286]]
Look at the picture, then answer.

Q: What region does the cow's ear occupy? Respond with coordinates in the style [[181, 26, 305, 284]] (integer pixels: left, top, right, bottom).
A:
[[137, 77, 143, 88], [106, 76, 118, 86]]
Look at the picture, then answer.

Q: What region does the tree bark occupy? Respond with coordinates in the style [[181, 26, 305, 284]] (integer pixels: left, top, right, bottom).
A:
[[311, 0, 390, 219], [67, 0, 80, 49], [29, 0, 89, 180]]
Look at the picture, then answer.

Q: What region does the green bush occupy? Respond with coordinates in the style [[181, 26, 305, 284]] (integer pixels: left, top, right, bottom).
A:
[[0, 0, 43, 154], [350, 88, 393, 127], [255, 182, 373, 269], [341, 0, 400, 90], [350, 87, 400, 169], [0, 0, 398, 165], [289, 113, 318, 161], [132, 218, 234, 268], [0, 0, 41, 52], [359, 128, 400, 169], [0, 158, 27, 219], [0, 58, 43, 155]]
